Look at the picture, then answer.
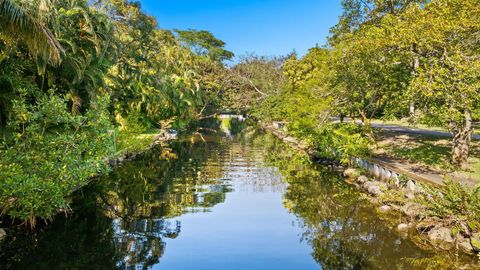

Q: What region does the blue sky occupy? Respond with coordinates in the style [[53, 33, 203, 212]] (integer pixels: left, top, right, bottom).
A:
[[138, 0, 342, 61]]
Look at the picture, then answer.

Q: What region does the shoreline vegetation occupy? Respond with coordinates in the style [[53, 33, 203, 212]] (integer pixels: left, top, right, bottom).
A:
[[0, 0, 479, 266], [0, 127, 165, 230], [260, 121, 480, 257], [0, 0, 234, 227]]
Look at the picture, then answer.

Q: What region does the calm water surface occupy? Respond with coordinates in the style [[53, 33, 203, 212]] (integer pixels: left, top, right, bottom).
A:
[[0, 126, 475, 269]]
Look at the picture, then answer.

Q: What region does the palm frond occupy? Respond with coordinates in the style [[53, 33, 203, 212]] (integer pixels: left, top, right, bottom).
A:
[[0, 0, 64, 65]]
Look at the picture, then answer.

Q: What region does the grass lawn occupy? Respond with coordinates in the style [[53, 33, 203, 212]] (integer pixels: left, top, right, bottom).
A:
[[374, 130, 480, 183]]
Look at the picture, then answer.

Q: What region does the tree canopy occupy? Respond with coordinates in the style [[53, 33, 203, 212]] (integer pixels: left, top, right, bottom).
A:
[[226, 0, 479, 169], [0, 0, 232, 225], [0, 0, 479, 225], [175, 29, 234, 62]]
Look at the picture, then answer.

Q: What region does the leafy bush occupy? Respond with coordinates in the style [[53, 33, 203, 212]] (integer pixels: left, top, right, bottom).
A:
[[421, 180, 480, 224], [0, 90, 114, 226], [313, 123, 372, 164], [115, 110, 150, 134]]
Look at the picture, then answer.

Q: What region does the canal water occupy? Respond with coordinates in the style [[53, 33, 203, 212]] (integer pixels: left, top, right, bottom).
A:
[[0, 124, 475, 269]]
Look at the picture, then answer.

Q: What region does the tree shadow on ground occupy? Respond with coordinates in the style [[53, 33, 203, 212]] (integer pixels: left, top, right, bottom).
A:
[[391, 140, 451, 169]]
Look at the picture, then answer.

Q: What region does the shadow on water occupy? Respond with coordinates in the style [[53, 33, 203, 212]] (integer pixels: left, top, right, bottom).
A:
[[0, 121, 478, 269]]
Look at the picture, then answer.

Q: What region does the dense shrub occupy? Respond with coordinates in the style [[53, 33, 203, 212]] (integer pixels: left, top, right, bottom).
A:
[[0, 90, 114, 226], [313, 123, 371, 164]]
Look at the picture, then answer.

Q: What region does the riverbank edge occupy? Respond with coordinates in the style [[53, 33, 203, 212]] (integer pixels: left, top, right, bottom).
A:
[[0, 130, 172, 241], [106, 131, 170, 169], [74, 129, 173, 194], [258, 121, 480, 257]]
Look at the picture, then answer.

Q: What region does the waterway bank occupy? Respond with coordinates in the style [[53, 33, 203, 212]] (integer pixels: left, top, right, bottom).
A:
[[0, 129, 173, 239], [1, 126, 478, 269], [259, 121, 480, 257]]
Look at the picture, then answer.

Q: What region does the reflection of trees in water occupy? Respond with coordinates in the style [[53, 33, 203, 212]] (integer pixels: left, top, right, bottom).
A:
[[98, 129, 298, 269], [252, 132, 432, 270], [225, 141, 287, 193], [0, 194, 121, 270], [284, 172, 452, 270], [95, 139, 235, 269], [0, 137, 234, 269], [113, 219, 181, 269], [190, 129, 290, 194], [100, 140, 231, 218], [231, 166, 286, 193], [285, 173, 378, 269], [2, 129, 472, 269], [218, 117, 247, 138]]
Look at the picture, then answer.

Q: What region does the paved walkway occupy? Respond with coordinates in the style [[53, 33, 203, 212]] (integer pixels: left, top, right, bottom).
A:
[[372, 123, 480, 140], [331, 118, 480, 140]]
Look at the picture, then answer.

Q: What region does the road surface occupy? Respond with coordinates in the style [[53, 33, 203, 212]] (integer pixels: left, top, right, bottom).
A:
[[331, 118, 480, 140]]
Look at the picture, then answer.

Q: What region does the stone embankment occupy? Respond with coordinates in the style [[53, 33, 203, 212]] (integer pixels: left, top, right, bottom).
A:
[[260, 121, 480, 256]]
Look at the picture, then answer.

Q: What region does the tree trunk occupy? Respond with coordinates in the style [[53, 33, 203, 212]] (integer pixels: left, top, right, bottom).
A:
[[359, 109, 373, 135], [359, 110, 367, 125], [451, 109, 473, 169], [410, 48, 419, 119], [409, 102, 415, 118]]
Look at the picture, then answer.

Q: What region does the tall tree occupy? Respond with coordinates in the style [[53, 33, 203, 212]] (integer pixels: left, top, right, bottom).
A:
[[329, 0, 427, 46], [175, 29, 234, 62], [394, 0, 480, 168]]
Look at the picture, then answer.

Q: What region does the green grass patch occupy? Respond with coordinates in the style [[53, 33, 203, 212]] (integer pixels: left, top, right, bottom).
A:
[[378, 131, 480, 182], [389, 139, 452, 170], [462, 157, 480, 180]]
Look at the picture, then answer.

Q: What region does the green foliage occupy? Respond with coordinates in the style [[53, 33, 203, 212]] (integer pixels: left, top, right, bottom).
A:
[[0, 0, 479, 228], [0, 90, 113, 225], [313, 123, 372, 164], [282, 47, 328, 90], [0, 0, 64, 66], [0, 0, 232, 224], [175, 29, 234, 62], [421, 180, 480, 224], [115, 130, 158, 156], [235, 0, 480, 170], [229, 45, 373, 166], [116, 110, 149, 134], [244, 49, 331, 138], [225, 55, 285, 113]]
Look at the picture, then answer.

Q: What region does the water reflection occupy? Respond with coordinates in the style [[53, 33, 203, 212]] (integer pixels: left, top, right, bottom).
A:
[[99, 136, 235, 269], [0, 126, 478, 269], [112, 218, 179, 269], [253, 132, 477, 269], [0, 132, 236, 269]]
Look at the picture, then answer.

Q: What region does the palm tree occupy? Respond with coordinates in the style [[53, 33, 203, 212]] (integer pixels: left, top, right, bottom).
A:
[[0, 0, 64, 65]]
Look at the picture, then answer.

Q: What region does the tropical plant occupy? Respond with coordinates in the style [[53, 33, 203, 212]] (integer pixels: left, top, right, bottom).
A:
[[0, 89, 113, 226], [0, 0, 64, 65]]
